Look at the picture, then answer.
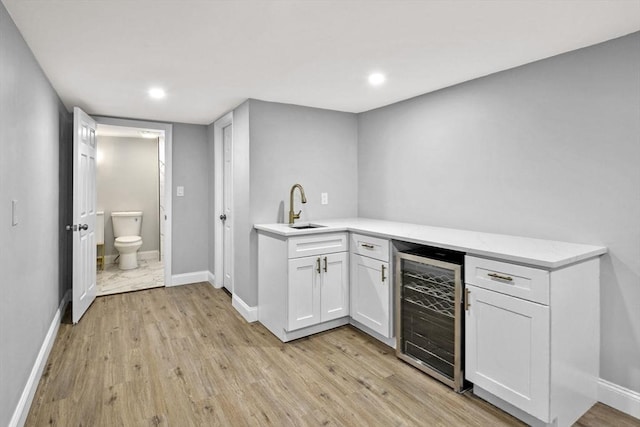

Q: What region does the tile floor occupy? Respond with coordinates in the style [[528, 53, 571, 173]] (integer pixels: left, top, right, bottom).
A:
[[97, 259, 164, 296]]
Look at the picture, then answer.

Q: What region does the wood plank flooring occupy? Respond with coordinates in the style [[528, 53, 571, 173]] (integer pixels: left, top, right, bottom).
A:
[[26, 283, 639, 426]]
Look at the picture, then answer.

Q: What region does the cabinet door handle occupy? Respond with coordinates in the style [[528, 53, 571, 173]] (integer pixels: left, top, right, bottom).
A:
[[488, 272, 513, 282], [316, 257, 321, 274], [323, 256, 327, 272], [381, 264, 386, 282], [361, 243, 374, 249], [464, 288, 471, 311]]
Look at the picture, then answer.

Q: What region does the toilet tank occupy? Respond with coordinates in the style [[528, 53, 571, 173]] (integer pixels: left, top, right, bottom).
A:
[[111, 211, 143, 237]]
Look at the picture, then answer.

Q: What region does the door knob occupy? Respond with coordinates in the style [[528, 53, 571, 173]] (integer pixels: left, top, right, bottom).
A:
[[66, 224, 88, 231], [219, 214, 227, 221]]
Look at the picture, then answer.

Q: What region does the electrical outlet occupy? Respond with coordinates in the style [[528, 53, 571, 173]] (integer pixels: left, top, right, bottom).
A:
[[321, 193, 328, 205], [177, 186, 184, 197]]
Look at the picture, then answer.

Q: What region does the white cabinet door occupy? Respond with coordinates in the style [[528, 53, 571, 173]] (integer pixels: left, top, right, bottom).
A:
[[288, 256, 321, 331], [350, 253, 390, 337], [321, 252, 349, 322], [465, 284, 550, 422]]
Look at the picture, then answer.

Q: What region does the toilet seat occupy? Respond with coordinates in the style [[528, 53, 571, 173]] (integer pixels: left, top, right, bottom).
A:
[[115, 235, 142, 245]]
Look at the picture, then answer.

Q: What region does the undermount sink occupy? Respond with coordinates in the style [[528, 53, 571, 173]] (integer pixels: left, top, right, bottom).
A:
[[289, 223, 326, 230]]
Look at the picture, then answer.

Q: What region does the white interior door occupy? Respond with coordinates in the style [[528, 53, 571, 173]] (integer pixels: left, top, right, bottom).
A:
[[222, 123, 233, 291], [71, 107, 98, 323]]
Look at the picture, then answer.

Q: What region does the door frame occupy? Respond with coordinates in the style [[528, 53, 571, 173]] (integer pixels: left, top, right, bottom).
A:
[[94, 116, 173, 286], [213, 111, 233, 290]]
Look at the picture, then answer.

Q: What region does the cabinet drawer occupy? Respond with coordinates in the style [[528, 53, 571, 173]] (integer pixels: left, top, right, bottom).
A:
[[288, 233, 348, 259], [351, 233, 389, 262], [465, 256, 549, 305]]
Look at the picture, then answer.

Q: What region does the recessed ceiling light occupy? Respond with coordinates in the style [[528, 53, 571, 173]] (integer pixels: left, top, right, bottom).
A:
[[368, 73, 386, 86], [148, 87, 166, 99]]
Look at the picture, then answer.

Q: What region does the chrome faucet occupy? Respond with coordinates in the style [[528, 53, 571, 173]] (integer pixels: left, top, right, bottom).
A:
[[288, 183, 307, 224]]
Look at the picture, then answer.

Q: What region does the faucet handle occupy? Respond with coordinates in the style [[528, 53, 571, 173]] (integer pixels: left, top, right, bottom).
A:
[[295, 210, 302, 219]]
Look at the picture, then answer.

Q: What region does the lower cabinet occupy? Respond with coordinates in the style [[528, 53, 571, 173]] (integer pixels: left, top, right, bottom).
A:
[[464, 255, 600, 427], [465, 284, 550, 421], [350, 253, 390, 337], [258, 231, 350, 342], [288, 252, 349, 331]]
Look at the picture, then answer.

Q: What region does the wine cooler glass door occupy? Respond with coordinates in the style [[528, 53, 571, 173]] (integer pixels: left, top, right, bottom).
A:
[[396, 252, 464, 391]]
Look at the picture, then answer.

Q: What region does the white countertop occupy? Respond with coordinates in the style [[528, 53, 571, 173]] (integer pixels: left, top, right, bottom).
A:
[[254, 218, 607, 269]]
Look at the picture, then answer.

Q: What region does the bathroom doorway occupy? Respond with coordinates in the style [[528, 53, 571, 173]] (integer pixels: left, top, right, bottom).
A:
[[93, 118, 172, 295]]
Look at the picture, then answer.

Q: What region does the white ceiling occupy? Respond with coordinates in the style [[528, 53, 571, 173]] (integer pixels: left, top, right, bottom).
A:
[[3, 0, 639, 125]]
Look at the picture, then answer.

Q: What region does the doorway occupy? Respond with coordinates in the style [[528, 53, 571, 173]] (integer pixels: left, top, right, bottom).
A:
[[214, 112, 233, 293], [94, 117, 173, 294]]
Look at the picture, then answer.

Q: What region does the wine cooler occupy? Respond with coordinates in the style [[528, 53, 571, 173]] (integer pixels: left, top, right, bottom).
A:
[[395, 246, 467, 392]]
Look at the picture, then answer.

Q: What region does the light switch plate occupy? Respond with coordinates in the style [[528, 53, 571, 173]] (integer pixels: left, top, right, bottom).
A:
[[321, 193, 328, 205], [177, 186, 184, 197], [12, 200, 18, 226]]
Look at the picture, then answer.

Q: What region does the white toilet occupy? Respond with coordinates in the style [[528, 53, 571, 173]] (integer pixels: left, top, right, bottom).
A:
[[111, 211, 143, 270]]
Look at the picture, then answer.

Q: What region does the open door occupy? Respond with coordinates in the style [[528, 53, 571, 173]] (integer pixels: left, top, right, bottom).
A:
[[70, 107, 97, 323], [222, 122, 233, 292]]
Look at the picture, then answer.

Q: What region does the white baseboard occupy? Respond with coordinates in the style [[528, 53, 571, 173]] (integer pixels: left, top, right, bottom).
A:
[[170, 271, 210, 286], [138, 250, 160, 261], [231, 294, 258, 323], [104, 250, 159, 266], [207, 271, 224, 289], [598, 378, 640, 420], [9, 289, 70, 427]]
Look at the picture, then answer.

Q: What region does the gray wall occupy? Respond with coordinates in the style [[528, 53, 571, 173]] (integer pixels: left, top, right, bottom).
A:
[[233, 99, 358, 307], [358, 33, 640, 393], [249, 99, 358, 223], [97, 136, 159, 256], [172, 123, 209, 275], [207, 122, 216, 273], [0, 2, 71, 425]]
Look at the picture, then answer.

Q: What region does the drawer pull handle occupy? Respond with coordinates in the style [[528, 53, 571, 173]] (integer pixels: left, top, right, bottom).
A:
[[381, 264, 387, 282], [361, 243, 375, 249], [316, 257, 321, 274], [323, 256, 328, 273], [488, 272, 513, 282]]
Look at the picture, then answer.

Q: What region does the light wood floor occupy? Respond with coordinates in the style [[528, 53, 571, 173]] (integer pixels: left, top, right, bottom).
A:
[[27, 283, 639, 426]]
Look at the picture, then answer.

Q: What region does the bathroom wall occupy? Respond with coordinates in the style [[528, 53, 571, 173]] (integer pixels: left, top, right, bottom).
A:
[[0, 2, 72, 425], [97, 135, 159, 257], [358, 32, 640, 393]]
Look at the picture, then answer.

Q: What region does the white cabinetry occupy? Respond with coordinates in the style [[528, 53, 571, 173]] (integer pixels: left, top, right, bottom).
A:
[[464, 255, 600, 427], [288, 251, 348, 331], [350, 233, 392, 339], [465, 284, 550, 419], [258, 231, 349, 342]]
